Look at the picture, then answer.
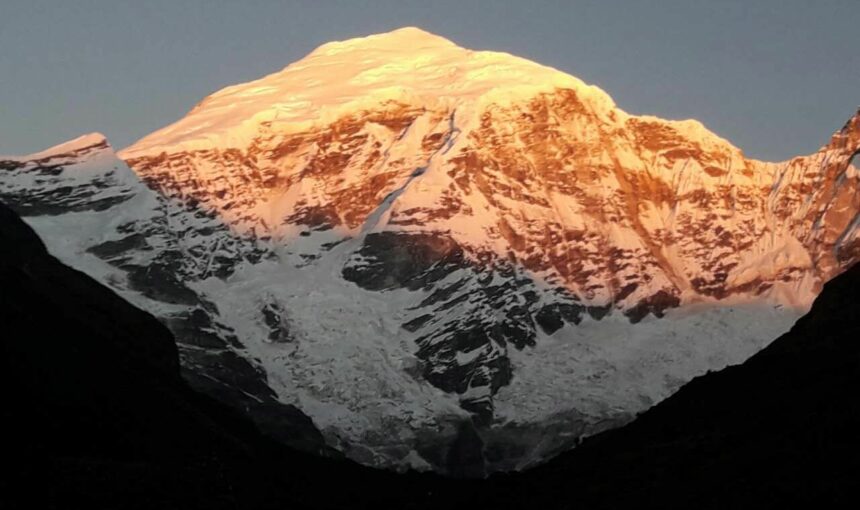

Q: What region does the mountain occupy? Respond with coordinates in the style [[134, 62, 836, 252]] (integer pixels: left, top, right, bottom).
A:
[[2, 27, 858, 473], [3, 197, 857, 509]]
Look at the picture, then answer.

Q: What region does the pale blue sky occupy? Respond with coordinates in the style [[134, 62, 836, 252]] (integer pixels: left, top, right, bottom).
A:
[[1, 0, 857, 160]]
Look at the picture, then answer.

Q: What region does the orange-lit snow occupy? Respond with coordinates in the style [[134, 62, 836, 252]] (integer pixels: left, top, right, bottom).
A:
[[121, 27, 615, 157]]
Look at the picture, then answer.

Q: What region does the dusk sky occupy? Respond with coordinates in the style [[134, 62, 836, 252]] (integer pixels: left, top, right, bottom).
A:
[[1, 0, 857, 160]]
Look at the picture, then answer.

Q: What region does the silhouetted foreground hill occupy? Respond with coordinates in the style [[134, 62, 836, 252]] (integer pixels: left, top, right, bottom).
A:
[[2, 199, 858, 509]]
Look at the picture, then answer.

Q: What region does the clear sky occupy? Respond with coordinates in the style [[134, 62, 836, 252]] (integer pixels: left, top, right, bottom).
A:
[[1, 0, 857, 160]]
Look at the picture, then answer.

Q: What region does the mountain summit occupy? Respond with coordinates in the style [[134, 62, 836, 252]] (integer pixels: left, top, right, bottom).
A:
[[119, 27, 612, 158], [3, 28, 859, 473]]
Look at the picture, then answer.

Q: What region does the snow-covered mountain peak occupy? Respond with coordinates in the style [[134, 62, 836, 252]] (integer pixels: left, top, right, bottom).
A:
[[308, 26, 458, 55], [8, 132, 110, 162], [119, 28, 618, 158]]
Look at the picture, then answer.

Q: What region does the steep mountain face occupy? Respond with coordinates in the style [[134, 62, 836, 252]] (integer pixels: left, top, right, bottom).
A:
[[3, 27, 858, 473]]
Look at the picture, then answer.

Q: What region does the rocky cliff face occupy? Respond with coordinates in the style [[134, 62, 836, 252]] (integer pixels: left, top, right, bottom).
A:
[[3, 28, 858, 473]]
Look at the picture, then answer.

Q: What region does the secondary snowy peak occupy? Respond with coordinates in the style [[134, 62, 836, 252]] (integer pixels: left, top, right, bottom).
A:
[[5, 132, 110, 161], [0, 133, 140, 215], [119, 27, 617, 157]]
